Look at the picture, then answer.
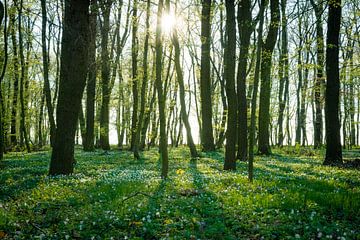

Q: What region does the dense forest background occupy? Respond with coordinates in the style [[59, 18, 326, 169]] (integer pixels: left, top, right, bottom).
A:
[[0, 0, 360, 239], [0, 0, 358, 176]]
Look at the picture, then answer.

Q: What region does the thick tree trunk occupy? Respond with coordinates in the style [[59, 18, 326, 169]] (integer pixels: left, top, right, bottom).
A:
[[49, 0, 90, 175], [200, 0, 215, 151], [258, 0, 280, 155], [223, 0, 237, 170], [324, 0, 342, 166]]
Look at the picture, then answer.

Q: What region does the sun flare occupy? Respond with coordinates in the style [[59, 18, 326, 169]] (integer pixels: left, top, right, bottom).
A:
[[161, 13, 177, 34]]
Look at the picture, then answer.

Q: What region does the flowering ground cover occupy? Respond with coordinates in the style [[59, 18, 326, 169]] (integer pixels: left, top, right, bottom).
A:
[[0, 147, 359, 239]]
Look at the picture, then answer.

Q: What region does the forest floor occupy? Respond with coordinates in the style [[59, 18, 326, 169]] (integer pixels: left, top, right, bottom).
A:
[[0, 146, 359, 240]]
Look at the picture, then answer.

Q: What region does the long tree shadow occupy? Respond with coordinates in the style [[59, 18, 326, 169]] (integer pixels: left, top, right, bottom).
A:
[[188, 159, 235, 239]]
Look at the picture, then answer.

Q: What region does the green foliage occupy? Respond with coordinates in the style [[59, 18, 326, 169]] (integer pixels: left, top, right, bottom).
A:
[[0, 147, 359, 239]]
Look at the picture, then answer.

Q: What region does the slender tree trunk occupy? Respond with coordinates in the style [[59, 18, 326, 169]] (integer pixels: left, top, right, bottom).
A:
[[41, 0, 56, 148], [130, 0, 139, 151], [10, 13, 19, 148], [0, 0, 7, 160], [324, 0, 342, 166], [155, 0, 168, 179], [258, 0, 280, 155], [200, 0, 215, 151], [99, 0, 112, 150], [49, 0, 90, 175], [17, 0, 30, 152], [236, 0, 252, 161], [223, 0, 237, 170], [172, 26, 199, 158], [134, 0, 150, 159], [84, 0, 97, 151], [249, 0, 266, 181], [310, 0, 324, 149], [277, 0, 288, 147]]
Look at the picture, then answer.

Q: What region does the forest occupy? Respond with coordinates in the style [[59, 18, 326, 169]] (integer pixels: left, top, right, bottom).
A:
[[0, 0, 359, 239]]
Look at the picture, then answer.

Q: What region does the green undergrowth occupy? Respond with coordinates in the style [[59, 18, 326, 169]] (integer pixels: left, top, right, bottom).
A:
[[0, 146, 359, 239]]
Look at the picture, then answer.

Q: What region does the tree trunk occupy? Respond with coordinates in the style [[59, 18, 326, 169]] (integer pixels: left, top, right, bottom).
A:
[[40, 0, 56, 148], [236, 0, 252, 161], [277, 0, 288, 147], [249, 0, 266, 181], [310, 0, 324, 149], [0, 0, 7, 160], [17, 0, 30, 152], [258, 0, 280, 155], [10, 12, 19, 148], [130, 0, 139, 151], [84, 0, 97, 151], [324, 0, 342, 166], [99, 0, 112, 151], [223, 0, 237, 170], [155, 0, 168, 179], [49, 0, 90, 175], [172, 26, 199, 158], [200, 0, 215, 151], [133, 0, 150, 159]]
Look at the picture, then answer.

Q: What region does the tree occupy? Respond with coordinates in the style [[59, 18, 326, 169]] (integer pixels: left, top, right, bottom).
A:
[[249, 0, 266, 181], [17, 0, 30, 152], [200, 0, 215, 151], [310, 0, 324, 149], [277, 0, 289, 147], [83, 0, 97, 151], [99, 0, 112, 151], [223, 0, 237, 170], [172, 17, 199, 159], [134, 0, 150, 159], [155, 0, 169, 179], [324, 0, 342, 166], [49, 0, 90, 175], [130, 0, 139, 151], [0, 0, 7, 160], [236, 0, 252, 161], [41, 0, 56, 148], [258, 0, 280, 155]]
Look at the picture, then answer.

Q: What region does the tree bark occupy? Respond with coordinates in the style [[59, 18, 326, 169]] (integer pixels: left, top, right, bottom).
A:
[[324, 0, 342, 165], [236, 0, 252, 161], [172, 26, 199, 158], [49, 0, 90, 175], [200, 0, 215, 151], [133, 0, 150, 159], [41, 0, 56, 148], [130, 0, 139, 151], [310, 0, 324, 148], [258, 0, 280, 155], [249, 0, 266, 181], [83, 0, 97, 151], [223, 0, 237, 170], [155, 0, 168, 179], [99, 0, 112, 150]]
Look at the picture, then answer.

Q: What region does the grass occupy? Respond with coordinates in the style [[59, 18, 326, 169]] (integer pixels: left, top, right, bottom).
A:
[[0, 146, 359, 239]]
